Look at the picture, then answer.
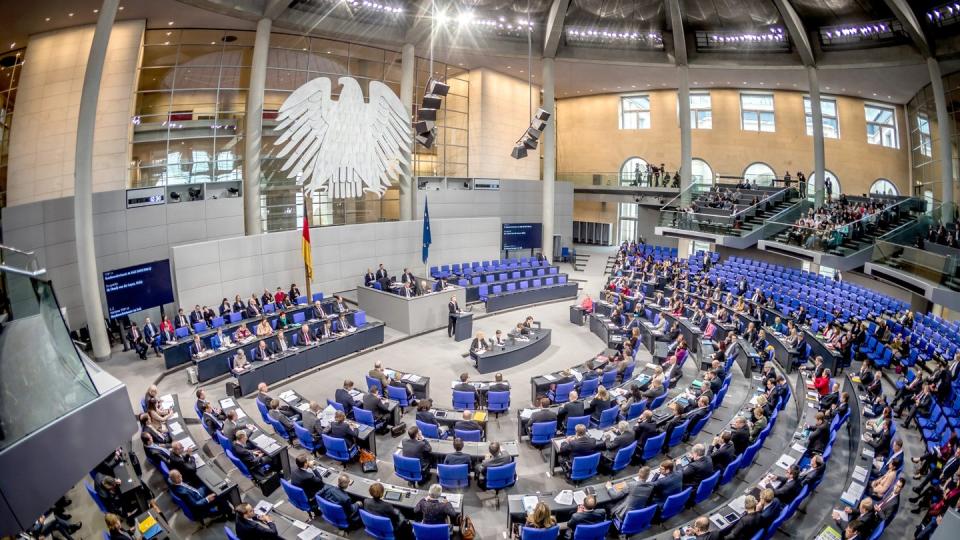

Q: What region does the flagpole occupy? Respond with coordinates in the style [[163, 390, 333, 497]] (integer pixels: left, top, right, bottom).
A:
[[302, 187, 313, 302]]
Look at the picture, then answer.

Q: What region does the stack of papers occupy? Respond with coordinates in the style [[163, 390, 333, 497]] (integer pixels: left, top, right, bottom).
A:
[[840, 482, 865, 506], [254, 501, 273, 516], [279, 390, 297, 401], [729, 495, 747, 515], [221, 398, 236, 408], [791, 442, 807, 453], [522, 496, 539, 514], [775, 454, 797, 470], [851, 466, 869, 483], [181, 438, 197, 452], [543, 373, 557, 381], [554, 491, 574, 505], [169, 422, 184, 436]]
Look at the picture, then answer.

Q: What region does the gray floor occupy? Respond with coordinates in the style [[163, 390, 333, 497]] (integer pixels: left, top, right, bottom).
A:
[[62, 246, 928, 539]]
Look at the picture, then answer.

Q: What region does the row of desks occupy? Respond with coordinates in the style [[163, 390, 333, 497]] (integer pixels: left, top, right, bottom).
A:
[[485, 283, 579, 312], [472, 328, 552, 374]]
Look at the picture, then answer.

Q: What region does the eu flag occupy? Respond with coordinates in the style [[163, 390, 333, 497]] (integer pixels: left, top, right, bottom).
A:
[[422, 197, 432, 264]]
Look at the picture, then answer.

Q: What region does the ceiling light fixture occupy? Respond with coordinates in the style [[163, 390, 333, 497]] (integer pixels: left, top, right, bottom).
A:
[[93, 9, 98, 13], [45, 17, 50, 21], [68, 12, 74, 17], [168, 21, 174, 26], [118, 6, 124, 10]]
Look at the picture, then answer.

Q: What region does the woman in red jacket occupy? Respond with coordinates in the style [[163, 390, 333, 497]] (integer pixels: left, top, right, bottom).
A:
[[813, 369, 832, 396]]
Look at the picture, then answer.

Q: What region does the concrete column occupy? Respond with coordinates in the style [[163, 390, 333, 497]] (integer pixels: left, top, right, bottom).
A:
[[243, 17, 271, 235], [808, 66, 826, 208], [677, 65, 692, 205], [74, 0, 119, 361], [399, 43, 416, 220], [928, 57, 955, 224], [542, 57, 556, 262]]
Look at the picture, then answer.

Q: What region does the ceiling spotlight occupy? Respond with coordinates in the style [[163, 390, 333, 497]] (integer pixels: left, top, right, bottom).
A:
[[169, 191, 181, 201], [188, 187, 202, 201], [119, 6, 124, 10], [44, 17, 50, 21], [93, 9, 98, 13], [457, 10, 474, 25], [68, 12, 74, 17], [434, 10, 449, 25]]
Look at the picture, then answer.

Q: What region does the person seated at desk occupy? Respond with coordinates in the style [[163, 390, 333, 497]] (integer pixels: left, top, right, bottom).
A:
[[662, 402, 687, 448], [730, 417, 751, 455], [527, 398, 558, 435], [274, 287, 291, 308], [234, 502, 280, 539], [201, 402, 224, 435], [169, 469, 229, 520], [252, 340, 277, 362], [580, 294, 594, 314], [650, 458, 683, 506], [558, 424, 602, 469], [246, 297, 263, 318], [526, 502, 557, 530], [297, 323, 315, 347], [768, 464, 802, 504], [218, 298, 233, 317], [400, 282, 416, 298], [291, 454, 325, 505], [434, 276, 449, 291], [255, 318, 273, 337], [489, 372, 510, 392], [319, 474, 361, 525], [260, 289, 274, 308], [511, 323, 529, 340], [444, 437, 473, 466], [454, 410, 482, 434], [95, 475, 129, 518], [724, 494, 763, 540], [210, 327, 233, 350], [416, 399, 448, 438], [565, 495, 607, 539], [476, 441, 513, 489], [414, 484, 459, 526], [229, 295, 244, 313], [748, 407, 767, 442], [643, 376, 666, 400], [190, 334, 207, 359], [325, 410, 359, 447], [601, 420, 635, 465], [202, 306, 217, 325], [453, 372, 481, 405], [331, 295, 349, 315], [221, 410, 244, 441], [708, 431, 736, 470], [819, 381, 841, 411], [365, 483, 408, 532], [610, 466, 653, 521], [557, 391, 584, 428], [311, 300, 328, 321], [275, 311, 290, 331], [159, 316, 176, 343], [362, 386, 392, 424], [104, 513, 137, 540], [256, 383, 297, 417], [364, 267, 377, 287], [173, 308, 191, 331], [470, 332, 489, 361], [232, 349, 251, 375], [368, 361, 390, 390], [232, 430, 270, 475], [681, 444, 714, 489], [590, 387, 614, 423], [139, 412, 171, 446], [189, 305, 205, 326], [335, 380, 355, 417], [314, 319, 334, 341], [268, 399, 296, 439], [334, 312, 355, 333], [401, 426, 433, 477], [127, 322, 148, 360], [168, 441, 201, 486], [400, 267, 416, 286], [388, 373, 416, 405]]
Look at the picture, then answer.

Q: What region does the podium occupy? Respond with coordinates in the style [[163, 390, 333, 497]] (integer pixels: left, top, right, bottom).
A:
[[453, 312, 473, 342], [569, 305, 585, 326]]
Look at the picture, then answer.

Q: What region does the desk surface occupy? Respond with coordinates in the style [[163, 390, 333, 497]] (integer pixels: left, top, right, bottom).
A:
[[473, 328, 552, 374], [158, 394, 237, 497]]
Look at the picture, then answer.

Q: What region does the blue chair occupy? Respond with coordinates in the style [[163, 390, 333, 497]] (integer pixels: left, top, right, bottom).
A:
[[659, 487, 692, 521], [416, 420, 445, 440], [487, 391, 511, 417], [452, 390, 476, 410], [317, 495, 352, 532], [229, 312, 242, 323], [322, 434, 358, 463], [454, 429, 482, 442], [438, 463, 470, 489], [255, 399, 271, 423], [354, 408, 378, 428], [521, 526, 560, 540], [281, 478, 313, 515], [387, 385, 411, 409], [484, 462, 517, 509], [394, 454, 423, 485], [550, 381, 577, 403], [169, 490, 204, 523], [215, 431, 232, 453], [360, 509, 395, 540], [175, 327, 190, 339], [212, 317, 225, 328], [572, 520, 611, 540], [413, 522, 450, 540], [225, 448, 256, 480], [693, 471, 721, 505], [565, 415, 591, 436], [531, 420, 557, 447], [666, 419, 690, 449], [85, 481, 108, 513], [193, 321, 208, 333], [268, 416, 293, 441], [720, 456, 742, 486], [293, 423, 321, 454], [579, 377, 599, 398], [225, 529, 240, 540], [690, 414, 711, 438], [569, 452, 601, 484], [600, 370, 617, 388], [609, 441, 638, 475], [625, 401, 647, 420], [615, 505, 657, 535], [641, 432, 666, 463], [593, 405, 620, 429], [741, 439, 762, 469], [366, 375, 382, 393]]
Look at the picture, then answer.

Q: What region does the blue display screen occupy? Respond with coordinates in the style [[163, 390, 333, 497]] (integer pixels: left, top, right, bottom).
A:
[[502, 223, 543, 251], [103, 259, 175, 319]]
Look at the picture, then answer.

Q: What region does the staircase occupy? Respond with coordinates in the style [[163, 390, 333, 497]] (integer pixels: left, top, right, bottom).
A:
[[768, 208, 918, 257], [740, 196, 799, 235]]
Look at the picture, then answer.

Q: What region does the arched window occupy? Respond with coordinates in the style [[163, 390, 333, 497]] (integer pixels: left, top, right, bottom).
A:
[[619, 157, 648, 186], [691, 158, 713, 186], [870, 178, 898, 196], [807, 170, 840, 200], [742, 162, 777, 187]]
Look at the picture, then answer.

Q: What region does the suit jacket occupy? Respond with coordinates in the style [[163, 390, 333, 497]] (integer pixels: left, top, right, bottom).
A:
[[416, 410, 440, 426], [806, 424, 830, 455], [142, 424, 172, 446], [362, 393, 391, 417], [202, 412, 223, 435], [144, 324, 160, 341], [731, 426, 750, 454], [268, 409, 295, 433], [144, 443, 171, 465], [401, 272, 415, 284], [235, 515, 280, 539], [682, 457, 715, 488], [319, 485, 357, 519], [614, 480, 654, 520], [567, 509, 608, 536], [773, 476, 800, 504], [470, 338, 489, 354], [375, 268, 389, 280], [634, 420, 661, 448], [363, 498, 404, 527], [246, 304, 261, 318], [453, 382, 481, 403], [709, 443, 736, 470], [559, 436, 601, 459], [415, 497, 458, 525], [448, 301, 460, 314], [477, 453, 512, 479], [759, 499, 783, 528], [559, 401, 586, 425], [291, 466, 325, 500], [325, 421, 358, 445], [300, 411, 322, 438], [454, 419, 482, 434], [401, 438, 433, 464], [334, 388, 354, 416], [868, 430, 892, 457], [221, 419, 239, 441], [590, 398, 614, 421], [168, 452, 199, 484], [232, 440, 263, 470], [175, 314, 191, 329], [489, 382, 510, 392], [799, 465, 824, 487], [170, 482, 211, 512], [190, 341, 206, 357], [651, 471, 682, 504], [529, 408, 558, 427], [724, 511, 763, 540], [189, 310, 204, 324], [443, 452, 473, 466], [364, 272, 376, 286], [604, 430, 636, 459], [252, 344, 276, 362]]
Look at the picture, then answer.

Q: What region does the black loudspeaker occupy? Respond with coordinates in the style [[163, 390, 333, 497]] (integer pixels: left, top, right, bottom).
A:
[[427, 79, 450, 96], [522, 137, 538, 150], [511, 144, 528, 159], [417, 108, 437, 121], [535, 108, 551, 121], [421, 95, 442, 109]]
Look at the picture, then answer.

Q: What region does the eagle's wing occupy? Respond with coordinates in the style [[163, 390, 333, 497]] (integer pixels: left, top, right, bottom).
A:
[[358, 80, 413, 194], [273, 77, 333, 188]]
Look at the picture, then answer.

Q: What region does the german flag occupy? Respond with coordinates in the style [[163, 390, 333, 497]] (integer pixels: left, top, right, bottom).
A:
[[302, 214, 313, 282]]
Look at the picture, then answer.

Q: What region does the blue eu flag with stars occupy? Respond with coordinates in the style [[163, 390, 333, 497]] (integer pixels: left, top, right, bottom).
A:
[[422, 197, 432, 264]]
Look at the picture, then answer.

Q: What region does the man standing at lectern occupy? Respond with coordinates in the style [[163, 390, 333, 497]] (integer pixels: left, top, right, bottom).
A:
[[448, 296, 460, 338]]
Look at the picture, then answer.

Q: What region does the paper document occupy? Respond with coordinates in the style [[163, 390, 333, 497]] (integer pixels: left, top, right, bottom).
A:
[[169, 422, 184, 436], [554, 491, 574, 505], [729, 495, 747, 516], [254, 501, 273, 516], [775, 454, 796, 469], [297, 527, 322, 540], [572, 490, 587, 505], [221, 398, 236, 408], [291, 520, 308, 530], [791, 443, 807, 453], [522, 496, 539, 514], [236, 409, 247, 419]]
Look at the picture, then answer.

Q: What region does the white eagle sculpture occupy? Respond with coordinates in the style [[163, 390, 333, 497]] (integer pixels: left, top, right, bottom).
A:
[[273, 76, 412, 199]]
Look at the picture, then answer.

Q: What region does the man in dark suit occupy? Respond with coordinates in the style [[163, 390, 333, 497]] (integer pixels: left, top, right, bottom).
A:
[[799, 455, 825, 488], [364, 268, 376, 287], [683, 396, 711, 441], [375, 264, 388, 281], [362, 386, 393, 424], [234, 502, 280, 539], [565, 495, 607, 539], [94, 475, 127, 518], [141, 432, 171, 465], [476, 441, 513, 489], [677, 516, 720, 540], [168, 441, 200, 486], [526, 398, 558, 436], [221, 410, 241, 441], [332, 295, 349, 314], [805, 413, 830, 456], [770, 465, 801, 504], [319, 474, 361, 524], [310, 301, 327, 320], [174, 308, 191, 330], [189, 305, 205, 325], [557, 391, 585, 428], [252, 340, 276, 362], [488, 373, 510, 392], [602, 421, 636, 466], [298, 401, 324, 445], [724, 494, 763, 540], [447, 296, 461, 338], [201, 403, 223, 435], [730, 417, 751, 455], [267, 399, 296, 439], [681, 444, 714, 488], [246, 300, 261, 318], [232, 430, 268, 476], [650, 459, 682, 506], [325, 411, 358, 446], [401, 268, 416, 285], [334, 380, 355, 417], [291, 455, 325, 505], [866, 421, 892, 459], [443, 437, 473, 466], [453, 410, 482, 435], [401, 425, 433, 476], [453, 373, 481, 406], [127, 322, 148, 359], [400, 282, 415, 297], [168, 469, 228, 520], [558, 424, 602, 469], [612, 466, 654, 521], [708, 432, 736, 471], [138, 413, 171, 446], [633, 410, 661, 450], [757, 489, 783, 530], [875, 478, 903, 524], [142, 317, 161, 357], [901, 384, 933, 429]]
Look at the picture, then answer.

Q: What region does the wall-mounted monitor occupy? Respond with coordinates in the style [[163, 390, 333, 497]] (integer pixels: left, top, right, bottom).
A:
[[502, 222, 543, 251], [103, 260, 175, 319]]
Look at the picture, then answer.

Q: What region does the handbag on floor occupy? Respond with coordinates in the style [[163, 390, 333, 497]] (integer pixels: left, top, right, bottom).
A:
[[390, 422, 407, 437], [359, 449, 378, 473]]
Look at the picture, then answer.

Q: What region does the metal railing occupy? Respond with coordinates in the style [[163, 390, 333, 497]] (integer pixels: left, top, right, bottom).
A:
[[762, 196, 917, 253], [558, 171, 680, 188], [658, 183, 796, 237]]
